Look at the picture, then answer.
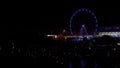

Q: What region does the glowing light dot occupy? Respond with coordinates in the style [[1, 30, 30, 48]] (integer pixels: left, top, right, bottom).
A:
[[55, 35, 58, 38], [88, 10, 91, 13], [117, 43, 120, 46]]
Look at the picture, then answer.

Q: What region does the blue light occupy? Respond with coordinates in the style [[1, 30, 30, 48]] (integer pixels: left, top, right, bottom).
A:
[[94, 60, 99, 68], [69, 8, 98, 35], [69, 24, 73, 35], [74, 38, 83, 42], [82, 8, 85, 11], [72, 14, 75, 17], [70, 15, 74, 35], [91, 12, 95, 16], [70, 16, 73, 22], [96, 20, 98, 24], [96, 24, 98, 27], [74, 11, 78, 15], [85, 9, 88, 12], [94, 16, 96, 19], [69, 61, 72, 68], [88, 10, 91, 13], [78, 9, 81, 12]]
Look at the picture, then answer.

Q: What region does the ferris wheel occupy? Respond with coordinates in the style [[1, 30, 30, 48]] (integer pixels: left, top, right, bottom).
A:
[[69, 8, 98, 37]]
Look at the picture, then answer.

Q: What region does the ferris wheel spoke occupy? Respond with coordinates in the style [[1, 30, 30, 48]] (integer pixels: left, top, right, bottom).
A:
[[69, 8, 98, 37]]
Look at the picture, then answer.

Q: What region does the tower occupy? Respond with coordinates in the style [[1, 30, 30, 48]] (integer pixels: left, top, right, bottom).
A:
[[79, 24, 88, 37]]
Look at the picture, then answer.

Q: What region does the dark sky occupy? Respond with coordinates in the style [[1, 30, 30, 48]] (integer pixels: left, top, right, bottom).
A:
[[1, 0, 120, 40], [27, 1, 119, 34]]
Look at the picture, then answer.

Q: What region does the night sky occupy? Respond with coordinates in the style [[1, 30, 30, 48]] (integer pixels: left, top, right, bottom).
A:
[[1, 0, 120, 40]]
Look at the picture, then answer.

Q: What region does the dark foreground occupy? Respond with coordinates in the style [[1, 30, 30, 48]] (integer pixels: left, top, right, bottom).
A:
[[0, 35, 120, 68]]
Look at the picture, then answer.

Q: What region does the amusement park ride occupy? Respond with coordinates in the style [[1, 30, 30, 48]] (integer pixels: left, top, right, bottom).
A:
[[46, 8, 120, 41]]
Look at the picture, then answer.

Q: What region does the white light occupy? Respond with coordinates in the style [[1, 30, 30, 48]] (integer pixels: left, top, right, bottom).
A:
[[54, 35, 58, 38], [47, 35, 53, 37], [82, 24, 85, 27], [117, 43, 120, 46], [47, 35, 51, 37], [47, 35, 55, 37]]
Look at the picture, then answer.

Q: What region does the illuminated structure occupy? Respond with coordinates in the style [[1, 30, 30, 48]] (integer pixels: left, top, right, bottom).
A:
[[98, 26, 120, 37], [79, 24, 88, 37], [46, 8, 120, 42], [69, 8, 98, 36], [46, 8, 98, 40]]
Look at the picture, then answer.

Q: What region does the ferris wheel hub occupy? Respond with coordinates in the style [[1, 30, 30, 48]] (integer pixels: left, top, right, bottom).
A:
[[82, 24, 85, 27]]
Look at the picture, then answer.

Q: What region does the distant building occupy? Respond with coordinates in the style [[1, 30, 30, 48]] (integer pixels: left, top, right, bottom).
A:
[[98, 26, 120, 37]]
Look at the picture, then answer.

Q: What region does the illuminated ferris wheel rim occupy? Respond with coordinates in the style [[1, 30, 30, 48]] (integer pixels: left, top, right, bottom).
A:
[[69, 8, 98, 36]]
